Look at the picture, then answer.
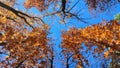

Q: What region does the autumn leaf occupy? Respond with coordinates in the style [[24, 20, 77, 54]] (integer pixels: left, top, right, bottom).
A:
[[67, 13, 71, 18], [104, 50, 109, 58], [57, 13, 61, 16]]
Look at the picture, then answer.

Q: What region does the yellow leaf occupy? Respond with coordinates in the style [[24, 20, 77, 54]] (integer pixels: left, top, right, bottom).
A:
[[39, 54, 45, 59], [11, 36, 14, 39], [10, 49, 14, 52], [104, 51, 109, 58], [67, 13, 71, 18], [115, 40, 120, 44], [77, 65, 83, 68], [57, 13, 61, 16], [34, 42, 40, 46], [0, 40, 2, 43], [1, 34, 6, 41], [109, 49, 113, 53], [29, 22, 33, 25], [103, 45, 106, 49], [6, 56, 9, 59]]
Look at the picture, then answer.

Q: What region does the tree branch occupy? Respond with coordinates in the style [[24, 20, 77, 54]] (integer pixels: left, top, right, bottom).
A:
[[0, 1, 45, 28], [62, 0, 66, 14], [42, 11, 61, 17], [68, 12, 88, 23], [15, 58, 27, 68], [67, 0, 81, 13]]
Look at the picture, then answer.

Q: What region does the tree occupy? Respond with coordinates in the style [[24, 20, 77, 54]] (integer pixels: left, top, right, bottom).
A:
[[86, 0, 119, 11], [0, 0, 53, 67], [0, 0, 120, 68], [61, 20, 120, 68]]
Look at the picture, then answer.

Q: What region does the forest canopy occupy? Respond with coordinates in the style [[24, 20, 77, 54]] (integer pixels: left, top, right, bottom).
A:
[[0, 0, 120, 68]]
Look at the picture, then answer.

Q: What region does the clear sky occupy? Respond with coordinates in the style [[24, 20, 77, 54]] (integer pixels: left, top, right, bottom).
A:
[[12, 0, 120, 68]]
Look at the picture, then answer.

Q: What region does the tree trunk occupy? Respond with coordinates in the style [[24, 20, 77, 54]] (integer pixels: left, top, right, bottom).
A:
[[50, 56, 54, 68], [66, 58, 69, 68]]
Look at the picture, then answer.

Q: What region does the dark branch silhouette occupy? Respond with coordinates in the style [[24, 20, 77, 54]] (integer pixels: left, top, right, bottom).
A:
[[62, 0, 66, 14], [15, 58, 27, 68], [0, 1, 45, 28], [67, 0, 80, 13]]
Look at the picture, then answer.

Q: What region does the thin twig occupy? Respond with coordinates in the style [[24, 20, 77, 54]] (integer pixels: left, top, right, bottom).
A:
[[68, 12, 88, 23], [67, 0, 81, 13], [42, 11, 61, 17]]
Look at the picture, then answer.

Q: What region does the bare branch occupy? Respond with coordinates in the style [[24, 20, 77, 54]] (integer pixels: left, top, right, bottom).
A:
[[68, 12, 88, 23], [67, 0, 81, 13], [42, 11, 61, 17]]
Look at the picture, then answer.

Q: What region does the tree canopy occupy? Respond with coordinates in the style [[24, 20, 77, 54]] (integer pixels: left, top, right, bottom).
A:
[[0, 0, 120, 68]]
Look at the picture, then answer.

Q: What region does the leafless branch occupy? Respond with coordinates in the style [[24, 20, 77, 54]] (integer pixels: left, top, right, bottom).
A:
[[68, 12, 88, 23], [67, 0, 81, 13], [42, 11, 61, 17]]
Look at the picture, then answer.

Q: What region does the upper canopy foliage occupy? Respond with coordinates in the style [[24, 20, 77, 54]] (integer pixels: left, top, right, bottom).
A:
[[0, 0, 120, 68]]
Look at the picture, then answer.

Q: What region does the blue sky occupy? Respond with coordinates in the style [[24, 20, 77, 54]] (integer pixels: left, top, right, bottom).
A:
[[4, 0, 120, 68]]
